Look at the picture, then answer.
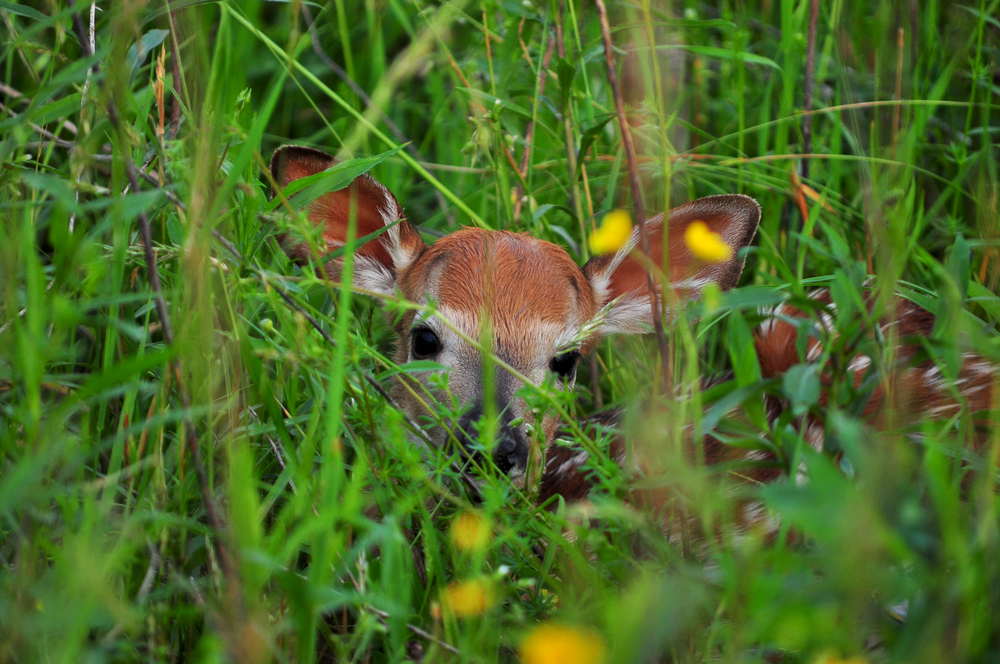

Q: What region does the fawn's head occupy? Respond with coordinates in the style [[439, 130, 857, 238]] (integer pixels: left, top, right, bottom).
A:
[[271, 146, 761, 485]]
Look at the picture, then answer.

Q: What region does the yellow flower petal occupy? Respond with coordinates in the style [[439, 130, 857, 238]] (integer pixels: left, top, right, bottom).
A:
[[520, 624, 606, 664], [588, 209, 633, 255], [450, 511, 492, 552], [684, 220, 733, 263], [442, 579, 493, 618]]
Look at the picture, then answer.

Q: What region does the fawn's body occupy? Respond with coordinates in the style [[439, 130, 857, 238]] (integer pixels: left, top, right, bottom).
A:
[[271, 145, 993, 508]]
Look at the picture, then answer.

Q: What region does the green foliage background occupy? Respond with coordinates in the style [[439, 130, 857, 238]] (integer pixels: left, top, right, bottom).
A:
[[1, 0, 999, 662]]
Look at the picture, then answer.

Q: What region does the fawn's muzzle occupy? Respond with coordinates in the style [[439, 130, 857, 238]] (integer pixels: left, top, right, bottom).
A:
[[455, 403, 530, 476]]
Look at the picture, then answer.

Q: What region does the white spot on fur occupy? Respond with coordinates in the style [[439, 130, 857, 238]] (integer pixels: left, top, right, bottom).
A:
[[589, 271, 611, 311], [817, 305, 836, 334], [963, 383, 988, 396], [967, 360, 994, 376], [795, 459, 811, 486], [806, 343, 824, 362], [803, 420, 825, 451], [929, 403, 960, 417], [924, 364, 943, 390], [757, 301, 786, 337], [848, 354, 871, 373], [740, 500, 767, 527]]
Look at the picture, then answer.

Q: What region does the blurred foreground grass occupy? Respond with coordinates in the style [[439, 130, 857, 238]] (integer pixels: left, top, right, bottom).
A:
[[1, 0, 999, 662]]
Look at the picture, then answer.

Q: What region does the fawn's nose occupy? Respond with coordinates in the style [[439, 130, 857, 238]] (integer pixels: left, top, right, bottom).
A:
[[455, 404, 529, 476], [492, 426, 528, 475]]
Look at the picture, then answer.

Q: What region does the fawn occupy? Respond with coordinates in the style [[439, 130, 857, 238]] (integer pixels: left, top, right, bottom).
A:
[[270, 145, 994, 506]]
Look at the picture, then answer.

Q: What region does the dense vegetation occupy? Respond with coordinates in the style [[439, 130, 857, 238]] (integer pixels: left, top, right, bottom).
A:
[[1, 0, 998, 662]]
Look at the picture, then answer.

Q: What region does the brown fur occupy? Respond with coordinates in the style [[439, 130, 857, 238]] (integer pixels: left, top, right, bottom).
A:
[[398, 230, 597, 351]]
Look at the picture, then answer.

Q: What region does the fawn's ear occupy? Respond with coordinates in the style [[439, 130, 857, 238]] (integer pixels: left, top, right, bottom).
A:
[[270, 145, 427, 295], [583, 194, 760, 335]]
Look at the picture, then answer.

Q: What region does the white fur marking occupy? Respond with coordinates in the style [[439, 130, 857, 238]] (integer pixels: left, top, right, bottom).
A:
[[848, 355, 871, 373], [557, 451, 591, 477]]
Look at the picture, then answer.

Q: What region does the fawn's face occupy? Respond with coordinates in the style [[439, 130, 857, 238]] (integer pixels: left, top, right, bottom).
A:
[[271, 146, 761, 485]]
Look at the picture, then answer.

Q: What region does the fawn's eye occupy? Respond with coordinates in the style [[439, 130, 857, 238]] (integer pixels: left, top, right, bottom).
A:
[[549, 350, 581, 380], [410, 327, 441, 359]]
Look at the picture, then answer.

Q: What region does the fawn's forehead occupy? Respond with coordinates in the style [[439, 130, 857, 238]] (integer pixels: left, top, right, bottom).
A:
[[399, 229, 596, 339]]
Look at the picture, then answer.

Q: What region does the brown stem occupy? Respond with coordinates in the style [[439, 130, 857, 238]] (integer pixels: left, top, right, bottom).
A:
[[594, 0, 671, 389]]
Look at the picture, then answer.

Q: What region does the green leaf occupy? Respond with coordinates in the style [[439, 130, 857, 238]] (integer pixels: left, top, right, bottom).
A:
[[548, 224, 581, 257], [48, 347, 178, 425], [126, 29, 169, 77], [945, 233, 971, 301], [727, 311, 761, 387], [30, 93, 83, 126], [532, 203, 577, 224], [719, 286, 787, 313], [967, 282, 1000, 322], [727, 310, 767, 427], [623, 15, 735, 30], [0, 93, 82, 133], [957, 4, 1000, 31], [555, 56, 577, 112], [205, 65, 288, 224], [575, 113, 616, 181], [702, 381, 771, 432], [783, 363, 821, 411], [656, 44, 781, 70], [0, 1, 47, 21], [376, 361, 448, 380]]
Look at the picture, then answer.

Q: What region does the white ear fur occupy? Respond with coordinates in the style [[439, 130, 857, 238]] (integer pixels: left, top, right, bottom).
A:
[[352, 254, 399, 296], [600, 293, 661, 336]]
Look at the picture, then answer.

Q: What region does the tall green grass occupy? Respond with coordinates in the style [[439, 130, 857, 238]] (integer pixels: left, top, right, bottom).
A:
[[1, 0, 998, 662]]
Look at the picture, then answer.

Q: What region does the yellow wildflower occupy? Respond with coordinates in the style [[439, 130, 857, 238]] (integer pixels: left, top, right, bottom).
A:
[[588, 210, 633, 255], [442, 579, 493, 618], [684, 220, 733, 263], [450, 511, 492, 552], [520, 624, 606, 664]]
